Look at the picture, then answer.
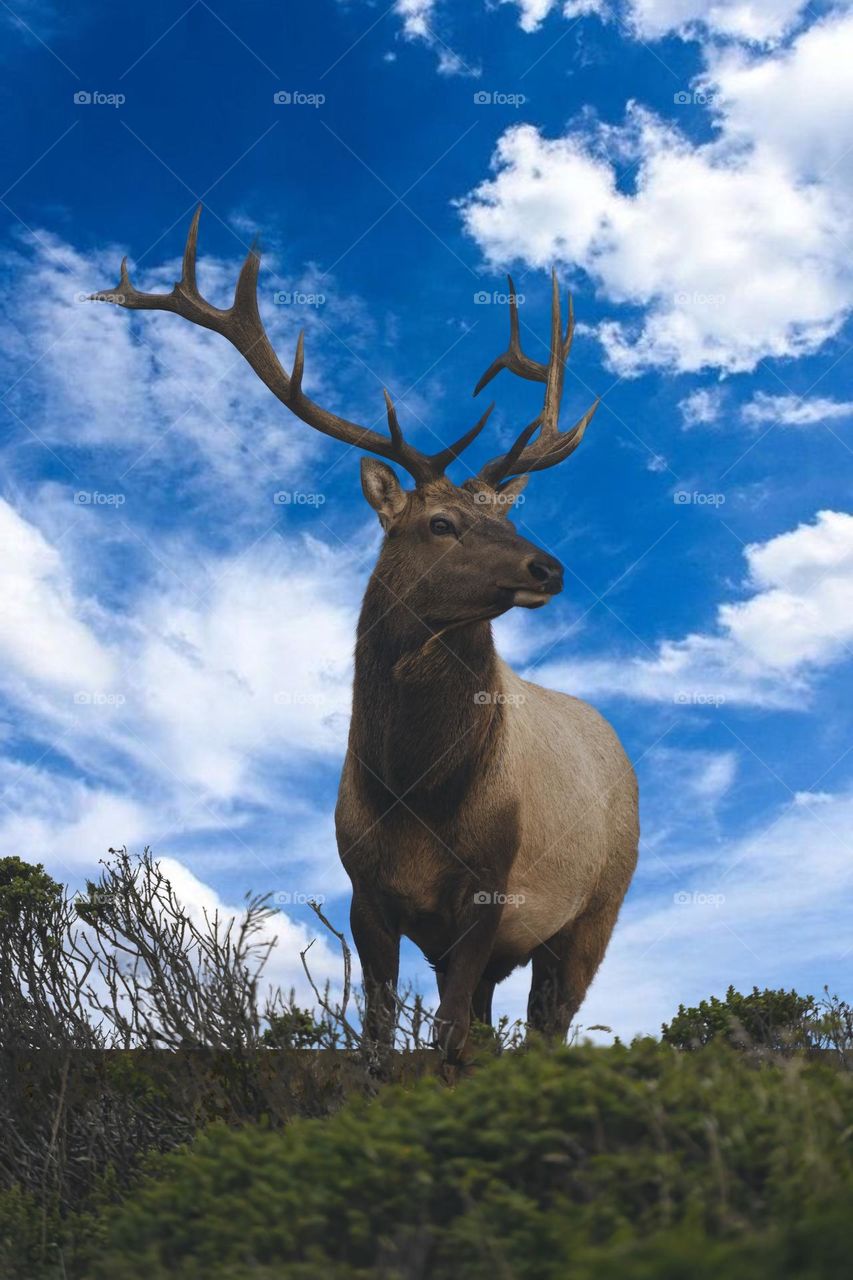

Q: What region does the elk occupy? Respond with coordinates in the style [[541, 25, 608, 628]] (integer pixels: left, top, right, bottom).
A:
[[94, 208, 639, 1057]]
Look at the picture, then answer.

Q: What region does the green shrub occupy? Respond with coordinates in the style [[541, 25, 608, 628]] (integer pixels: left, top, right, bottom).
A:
[[661, 985, 818, 1050], [87, 1038, 853, 1280]]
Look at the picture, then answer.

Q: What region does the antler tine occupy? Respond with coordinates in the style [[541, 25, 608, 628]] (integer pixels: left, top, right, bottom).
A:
[[475, 267, 598, 486], [91, 205, 497, 485], [290, 330, 305, 398], [539, 268, 566, 439], [181, 204, 201, 295], [486, 419, 540, 488], [431, 402, 495, 472], [472, 275, 548, 396], [383, 389, 405, 454]]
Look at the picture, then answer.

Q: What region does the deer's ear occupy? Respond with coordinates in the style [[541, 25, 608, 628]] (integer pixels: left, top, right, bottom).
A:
[[360, 459, 407, 528]]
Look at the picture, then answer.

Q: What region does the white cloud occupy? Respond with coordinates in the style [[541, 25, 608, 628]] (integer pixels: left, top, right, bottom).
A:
[[680, 386, 724, 428], [393, 0, 476, 75], [0, 500, 115, 690], [132, 535, 357, 798], [793, 789, 833, 806], [496, 0, 808, 42], [0, 762, 153, 874], [564, 0, 609, 17], [628, 0, 808, 43], [500, 0, 560, 33], [531, 509, 853, 707], [0, 494, 367, 933], [742, 393, 853, 427], [459, 11, 853, 375], [395, 0, 436, 38], [0, 499, 360, 802]]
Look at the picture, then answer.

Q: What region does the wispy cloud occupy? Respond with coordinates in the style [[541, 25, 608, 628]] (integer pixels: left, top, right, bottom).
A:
[[742, 393, 853, 427]]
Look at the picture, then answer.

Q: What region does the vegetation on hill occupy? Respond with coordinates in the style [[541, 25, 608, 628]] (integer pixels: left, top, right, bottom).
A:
[[2, 852, 852, 1279]]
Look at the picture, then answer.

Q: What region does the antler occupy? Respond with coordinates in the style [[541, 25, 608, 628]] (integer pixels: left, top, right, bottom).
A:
[[90, 206, 493, 485], [474, 270, 599, 488]]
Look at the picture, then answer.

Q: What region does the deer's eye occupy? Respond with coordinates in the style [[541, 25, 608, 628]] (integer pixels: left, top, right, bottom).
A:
[[429, 516, 455, 536]]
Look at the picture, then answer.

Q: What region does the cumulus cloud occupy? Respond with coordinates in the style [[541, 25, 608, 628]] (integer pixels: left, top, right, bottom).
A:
[[530, 509, 853, 707], [679, 386, 724, 428], [742, 393, 853, 427], [459, 11, 853, 375], [627, 0, 808, 43]]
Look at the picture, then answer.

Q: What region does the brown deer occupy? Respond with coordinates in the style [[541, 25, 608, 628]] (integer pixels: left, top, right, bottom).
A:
[[94, 209, 639, 1057]]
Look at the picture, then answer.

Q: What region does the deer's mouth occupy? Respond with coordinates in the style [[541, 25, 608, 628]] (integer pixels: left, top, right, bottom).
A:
[[499, 587, 553, 609]]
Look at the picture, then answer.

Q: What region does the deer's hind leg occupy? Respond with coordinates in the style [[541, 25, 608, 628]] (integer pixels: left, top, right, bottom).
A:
[[526, 894, 622, 1041]]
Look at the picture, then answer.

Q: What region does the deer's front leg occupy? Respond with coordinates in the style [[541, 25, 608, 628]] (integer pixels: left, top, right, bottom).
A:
[[350, 891, 400, 1050], [434, 879, 506, 1060]]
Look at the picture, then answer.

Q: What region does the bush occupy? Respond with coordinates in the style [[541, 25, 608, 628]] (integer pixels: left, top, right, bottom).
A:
[[661, 985, 817, 1050], [87, 1038, 853, 1280], [0, 852, 407, 1278], [662, 985, 853, 1057]]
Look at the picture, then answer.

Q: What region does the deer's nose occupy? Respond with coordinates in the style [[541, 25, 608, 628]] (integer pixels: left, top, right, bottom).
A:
[[525, 552, 564, 593]]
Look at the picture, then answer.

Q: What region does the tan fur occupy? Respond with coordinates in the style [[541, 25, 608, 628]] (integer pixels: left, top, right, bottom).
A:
[[492, 661, 638, 960]]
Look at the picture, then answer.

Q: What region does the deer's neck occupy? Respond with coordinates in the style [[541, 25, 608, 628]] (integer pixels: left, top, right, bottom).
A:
[[350, 575, 505, 804]]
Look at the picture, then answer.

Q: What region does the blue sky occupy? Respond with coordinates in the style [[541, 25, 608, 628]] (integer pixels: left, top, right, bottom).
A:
[[1, 0, 851, 1035]]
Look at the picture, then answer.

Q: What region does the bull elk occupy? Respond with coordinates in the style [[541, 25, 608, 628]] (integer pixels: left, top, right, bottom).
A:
[[94, 209, 639, 1057]]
